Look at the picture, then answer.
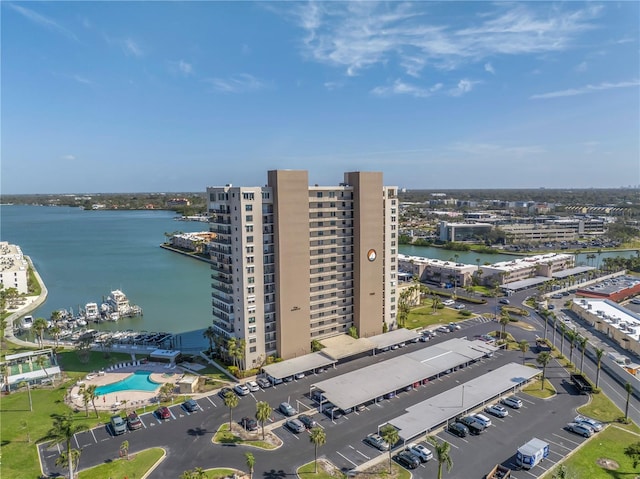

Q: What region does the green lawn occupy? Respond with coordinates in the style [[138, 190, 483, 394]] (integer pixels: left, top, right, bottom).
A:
[[78, 447, 165, 479], [57, 349, 133, 381], [297, 461, 345, 479], [578, 393, 640, 434], [213, 423, 279, 450], [522, 378, 556, 399], [406, 302, 470, 330], [541, 426, 640, 479]]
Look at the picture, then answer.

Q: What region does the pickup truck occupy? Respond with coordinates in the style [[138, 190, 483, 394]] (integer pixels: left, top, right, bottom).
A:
[[570, 373, 593, 394], [535, 338, 551, 352], [485, 464, 511, 479]]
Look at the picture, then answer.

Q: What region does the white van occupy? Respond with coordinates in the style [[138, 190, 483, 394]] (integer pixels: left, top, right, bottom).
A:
[[443, 299, 455, 306], [473, 413, 492, 427]]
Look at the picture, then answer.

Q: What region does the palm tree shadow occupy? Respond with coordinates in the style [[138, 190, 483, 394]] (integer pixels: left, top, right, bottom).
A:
[[187, 427, 209, 436], [262, 470, 288, 479]]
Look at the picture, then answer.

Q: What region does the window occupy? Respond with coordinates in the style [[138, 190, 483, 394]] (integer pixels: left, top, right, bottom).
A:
[[249, 338, 257, 344], [246, 225, 254, 232], [246, 215, 253, 222], [243, 192, 255, 200], [248, 326, 257, 334], [250, 346, 257, 353], [249, 317, 256, 323], [317, 192, 323, 198], [248, 277, 255, 284], [247, 286, 255, 294], [246, 256, 254, 263], [246, 236, 253, 243], [247, 266, 254, 273]]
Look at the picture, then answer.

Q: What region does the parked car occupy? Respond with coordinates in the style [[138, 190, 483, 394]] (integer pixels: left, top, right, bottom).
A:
[[127, 412, 142, 430], [279, 402, 296, 417], [574, 415, 603, 432], [485, 404, 509, 418], [110, 414, 127, 435], [218, 387, 233, 399], [436, 326, 450, 333], [240, 417, 258, 431], [182, 399, 199, 412], [499, 298, 510, 305], [566, 422, 594, 438], [457, 416, 486, 434], [473, 413, 492, 428], [298, 414, 317, 429], [234, 383, 250, 396], [501, 396, 523, 409], [394, 451, 420, 469], [294, 372, 305, 379], [364, 433, 389, 451], [256, 377, 271, 389], [156, 406, 171, 420], [246, 381, 260, 392], [448, 422, 469, 438], [322, 404, 343, 419], [285, 418, 306, 433], [283, 376, 294, 382], [406, 443, 433, 462]]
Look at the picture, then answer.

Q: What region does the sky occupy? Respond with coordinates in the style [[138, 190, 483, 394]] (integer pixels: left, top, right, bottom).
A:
[[1, 1, 639, 194]]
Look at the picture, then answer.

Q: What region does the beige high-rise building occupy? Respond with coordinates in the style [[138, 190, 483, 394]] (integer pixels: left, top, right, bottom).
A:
[[207, 170, 398, 368]]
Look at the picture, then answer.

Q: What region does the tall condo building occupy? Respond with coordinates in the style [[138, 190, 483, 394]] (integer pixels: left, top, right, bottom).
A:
[[206, 170, 398, 368]]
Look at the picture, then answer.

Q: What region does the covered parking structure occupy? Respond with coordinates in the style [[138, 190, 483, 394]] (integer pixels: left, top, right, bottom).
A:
[[262, 352, 337, 381], [366, 328, 421, 352], [387, 362, 541, 442], [502, 276, 549, 292], [310, 338, 498, 411]]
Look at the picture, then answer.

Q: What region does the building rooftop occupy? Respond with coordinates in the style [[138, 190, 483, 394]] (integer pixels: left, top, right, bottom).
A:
[[573, 298, 640, 342]]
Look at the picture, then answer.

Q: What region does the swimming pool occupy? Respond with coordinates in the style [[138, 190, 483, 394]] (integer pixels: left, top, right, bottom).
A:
[[95, 370, 160, 396]]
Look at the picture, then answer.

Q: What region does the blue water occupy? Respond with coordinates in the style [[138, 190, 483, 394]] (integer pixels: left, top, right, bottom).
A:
[[95, 370, 160, 395]]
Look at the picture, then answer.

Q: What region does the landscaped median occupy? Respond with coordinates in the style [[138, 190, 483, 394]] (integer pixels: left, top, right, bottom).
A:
[[213, 422, 282, 449], [77, 447, 165, 479], [297, 459, 411, 479]]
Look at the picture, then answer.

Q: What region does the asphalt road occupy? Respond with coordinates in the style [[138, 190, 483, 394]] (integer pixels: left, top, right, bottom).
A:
[[39, 311, 597, 479]]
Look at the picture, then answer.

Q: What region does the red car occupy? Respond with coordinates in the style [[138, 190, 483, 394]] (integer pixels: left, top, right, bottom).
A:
[[156, 406, 171, 420]]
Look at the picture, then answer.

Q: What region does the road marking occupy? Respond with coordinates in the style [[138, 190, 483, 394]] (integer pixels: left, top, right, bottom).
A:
[[336, 451, 359, 467], [355, 450, 370, 460], [74, 433, 80, 449], [545, 437, 575, 451], [90, 429, 98, 443], [205, 396, 217, 407], [551, 433, 581, 447]]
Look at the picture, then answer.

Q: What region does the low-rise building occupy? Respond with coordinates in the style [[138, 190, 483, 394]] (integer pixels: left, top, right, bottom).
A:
[[398, 255, 478, 288], [0, 242, 29, 294], [479, 253, 574, 285]]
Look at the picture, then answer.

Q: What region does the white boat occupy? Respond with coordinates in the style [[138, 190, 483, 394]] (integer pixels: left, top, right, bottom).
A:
[[109, 311, 120, 321], [76, 317, 87, 327], [107, 290, 130, 313], [20, 315, 34, 330], [84, 302, 100, 320]]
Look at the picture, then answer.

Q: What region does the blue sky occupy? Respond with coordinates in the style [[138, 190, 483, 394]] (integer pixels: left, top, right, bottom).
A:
[[2, 1, 639, 194]]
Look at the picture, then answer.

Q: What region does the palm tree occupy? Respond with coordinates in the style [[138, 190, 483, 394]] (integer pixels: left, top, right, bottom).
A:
[[431, 295, 441, 313], [567, 331, 576, 366], [559, 323, 567, 357], [223, 390, 239, 429], [86, 384, 99, 418], [380, 424, 399, 473], [79, 385, 92, 417], [625, 382, 633, 421], [236, 339, 246, 371], [33, 317, 48, 347], [227, 337, 237, 367], [46, 413, 88, 479], [35, 354, 50, 381], [594, 347, 605, 388], [578, 336, 588, 373], [50, 326, 61, 348], [551, 313, 557, 345], [120, 439, 129, 460], [309, 427, 327, 473], [255, 401, 271, 440], [519, 340, 529, 365], [427, 436, 453, 479], [537, 351, 552, 390], [499, 312, 511, 339], [245, 452, 255, 479], [55, 448, 81, 479], [202, 326, 215, 353], [159, 382, 175, 402]]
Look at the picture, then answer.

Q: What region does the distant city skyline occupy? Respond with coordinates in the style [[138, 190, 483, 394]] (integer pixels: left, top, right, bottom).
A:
[[2, 1, 639, 194]]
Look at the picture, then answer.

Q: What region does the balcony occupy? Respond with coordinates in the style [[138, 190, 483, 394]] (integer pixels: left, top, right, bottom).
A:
[[211, 283, 233, 294]]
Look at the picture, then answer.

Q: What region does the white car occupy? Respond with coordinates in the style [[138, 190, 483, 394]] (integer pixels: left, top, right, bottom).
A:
[[473, 413, 492, 427], [501, 396, 523, 409], [406, 443, 433, 462], [246, 381, 260, 393], [485, 404, 509, 418], [234, 384, 250, 396]]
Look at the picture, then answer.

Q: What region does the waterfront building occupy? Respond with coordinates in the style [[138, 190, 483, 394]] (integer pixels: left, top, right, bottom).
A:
[[398, 254, 477, 288], [481, 253, 575, 285], [437, 221, 493, 242], [206, 170, 398, 367], [0, 241, 29, 294], [169, 232, 216, 253]]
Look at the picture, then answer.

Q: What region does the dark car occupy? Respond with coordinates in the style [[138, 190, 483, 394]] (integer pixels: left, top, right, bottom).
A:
[[298, 414, 317, 429], [218, 387, 233, 399], [127, 412, 142, 430], [448, 422, 469, 438], [394, 451, 420, 470], [457, 416, 486, 435], [240, 417, 258, 431], [183, 399, 199, 412], [156, 406, 171, 420]]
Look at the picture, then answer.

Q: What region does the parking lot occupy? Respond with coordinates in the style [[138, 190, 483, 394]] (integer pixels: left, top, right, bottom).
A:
[[39, 316, 594, 479]]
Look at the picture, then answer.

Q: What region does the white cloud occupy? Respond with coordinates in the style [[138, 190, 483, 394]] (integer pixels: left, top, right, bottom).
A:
[[123, 38, 143, 57], [449, 79, 479, 97], [281, 2, 602, 76], [324, 81, 343, 91], [530, 80, 640, 99], [371, 79, 442, 98], [169, 60, 193, 76], [575, 61, 588, 72], [73, 75, 92, 85], [205, 74, 266, 93], [61, 154, 76, 161], [449, 142, 545, 156], [484, 62, 495, 74], [8, 3, 78, 41]]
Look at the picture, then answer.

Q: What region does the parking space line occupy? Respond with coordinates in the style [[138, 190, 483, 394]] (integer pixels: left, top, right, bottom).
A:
[[204, 395, 217, 407], [551, 433, 582, 447], [169, 408, 177, 420], [140, 417, 147, 429], [336, 451, 358, 467], [355, 449, 370, 460], [74, 433, 80, 449], [90, 429, 97, 443], [436, 435, 459, 449]]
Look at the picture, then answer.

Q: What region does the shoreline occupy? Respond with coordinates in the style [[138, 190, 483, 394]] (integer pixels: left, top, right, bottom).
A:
[[159, 243, 213, 264]]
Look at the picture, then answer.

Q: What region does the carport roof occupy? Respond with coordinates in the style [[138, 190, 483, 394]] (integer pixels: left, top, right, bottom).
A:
[[312, 338, 497, 410], [262, 352, 336, 380], [389, 362, 540, 441], [553, 266, 594, 279], [366, 328, 421, 349], [320, 335, 375, 361], [502, 276, 549, 291]]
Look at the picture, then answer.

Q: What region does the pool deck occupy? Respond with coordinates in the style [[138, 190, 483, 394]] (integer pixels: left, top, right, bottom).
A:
[[68, 362, 186, 412]]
